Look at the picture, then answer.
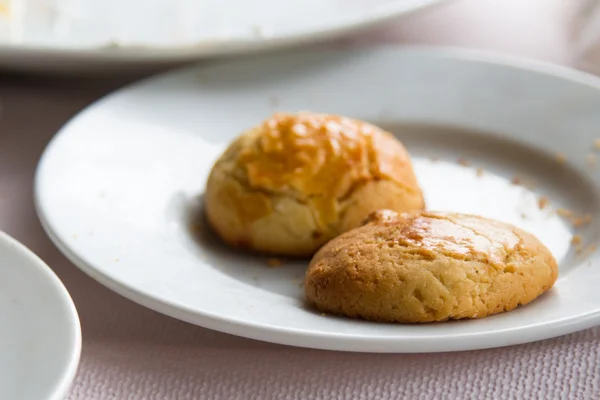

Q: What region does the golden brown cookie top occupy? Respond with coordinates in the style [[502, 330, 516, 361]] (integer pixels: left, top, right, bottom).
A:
[[306, 210, 557, 322], [238, 112, 416, 196], [232, 113, 422, 227], [346, 210, 525, 267]]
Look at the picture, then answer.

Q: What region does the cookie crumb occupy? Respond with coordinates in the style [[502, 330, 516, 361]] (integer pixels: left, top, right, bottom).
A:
[[520, 212, 528, 219], [457, 157, 469, 166], [556, 153, 567, 164], [511, 176, 522, 185], [538, 196, 549, 210], [476, 168, 484, 177], [573, 214, 593, 227], [571, 235, 582, 245], [576, 244, 584, 254], [321, 313, 327, 317], [556, 208, 573, 217], [587, 245, 598, 254], [267, 258, 283, 268]]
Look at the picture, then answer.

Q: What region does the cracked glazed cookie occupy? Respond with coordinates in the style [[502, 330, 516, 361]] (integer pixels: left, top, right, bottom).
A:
[[304, 210, 558, 322], [204, 113, 424, 256]]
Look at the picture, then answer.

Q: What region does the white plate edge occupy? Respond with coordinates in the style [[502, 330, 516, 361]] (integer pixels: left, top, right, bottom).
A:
[[0, 0, 448, 60], [0, 230, 82, 399]]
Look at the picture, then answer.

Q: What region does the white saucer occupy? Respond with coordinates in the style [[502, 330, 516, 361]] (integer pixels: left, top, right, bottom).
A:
[[0, 231, 80, 399], [0, 0, 445, 71], [35, 47, 600, 352]]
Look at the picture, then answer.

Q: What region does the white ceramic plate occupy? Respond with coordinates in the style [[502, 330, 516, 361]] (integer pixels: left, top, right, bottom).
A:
[[0, 0, 445, 71], [0, 231, 80, 399], [35, 47, 600, 353]]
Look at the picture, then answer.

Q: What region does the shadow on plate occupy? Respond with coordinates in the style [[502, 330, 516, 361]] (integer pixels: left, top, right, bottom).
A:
[[174, 193, 308, 298]]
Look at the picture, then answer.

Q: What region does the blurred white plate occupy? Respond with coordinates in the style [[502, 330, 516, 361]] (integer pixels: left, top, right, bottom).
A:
[[0, 0, 446, 71], [0, 231, 80, 399], [35, 47, 600, 352]]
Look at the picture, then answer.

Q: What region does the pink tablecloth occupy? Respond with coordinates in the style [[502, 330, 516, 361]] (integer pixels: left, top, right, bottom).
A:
[[2, 0, 599, 399]]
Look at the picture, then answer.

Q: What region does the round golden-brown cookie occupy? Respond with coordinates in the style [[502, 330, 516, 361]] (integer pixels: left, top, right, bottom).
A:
[[304, 210, 558, 322], [204, 112, 424, 256]]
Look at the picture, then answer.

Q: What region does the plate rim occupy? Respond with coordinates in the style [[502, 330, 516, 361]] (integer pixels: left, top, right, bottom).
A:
[[0, 230, 82, 399], [34, 46, 600, 353], [0, 0, 446, 62]]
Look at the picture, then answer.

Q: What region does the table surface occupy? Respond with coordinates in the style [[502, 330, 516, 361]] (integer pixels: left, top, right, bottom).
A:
[[2, 0, 599, 399]]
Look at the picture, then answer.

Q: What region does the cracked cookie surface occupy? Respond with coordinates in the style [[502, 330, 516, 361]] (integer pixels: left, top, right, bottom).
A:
[[304, 210, 558, 322], [204, 113, 424, 256]]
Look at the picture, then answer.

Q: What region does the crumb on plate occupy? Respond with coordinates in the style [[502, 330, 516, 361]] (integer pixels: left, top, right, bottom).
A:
[[572, 214, 593, 227], [538, 196, 549, 210], [571, 235, 582, 245], [476, 168, 484, 177], [556, 208, 573, 217], [267, 258, 283, 268], [457, 157, 469, 166], [190, 224, 200, 233]]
